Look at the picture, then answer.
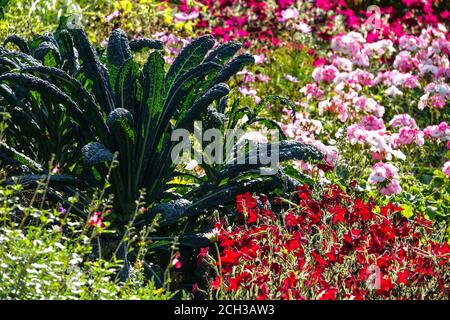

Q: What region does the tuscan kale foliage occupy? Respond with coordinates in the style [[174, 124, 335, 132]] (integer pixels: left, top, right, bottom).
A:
[[0, 19, 323, 231]]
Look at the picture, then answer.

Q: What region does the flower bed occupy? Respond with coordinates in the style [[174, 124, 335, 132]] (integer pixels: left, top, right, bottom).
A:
[[206, 185, 450, 299]]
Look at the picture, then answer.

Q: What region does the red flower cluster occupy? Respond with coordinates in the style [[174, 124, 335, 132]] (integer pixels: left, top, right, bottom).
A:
[[314, 0, 450, 42], [177, 0, 292, 46], [209, 185, 450, 299], [175, 0, 450, 47]]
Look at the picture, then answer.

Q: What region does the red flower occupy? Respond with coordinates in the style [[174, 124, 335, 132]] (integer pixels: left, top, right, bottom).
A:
[[318, 288, 338, 300], [380, 202, 403, 216], [376, 276, 395, 296], [330, 205, 347, 224], [220, 249, 241, 265], [211, 276, 222, 290]]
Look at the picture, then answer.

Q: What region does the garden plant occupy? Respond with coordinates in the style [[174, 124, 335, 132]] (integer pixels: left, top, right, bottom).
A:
[[0, 0, 448, 301]]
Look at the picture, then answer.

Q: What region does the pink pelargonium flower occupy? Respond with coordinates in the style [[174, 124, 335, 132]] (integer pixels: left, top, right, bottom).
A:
[[353, 97, 385, 117], [257, 74, 270, 82], [300, 83, 323, 100], [379, 179, 402, 196], [253, 54, 266, 64], [279, 8, 299, 22], [239, 86, 257, 97], [360, 115, 385, 131], [347, 124, 368, 145], [395, 127, 424, 146], [389, 114, 417, 129], [294, 22, 311, 34], [442, 161, 450, 178], [284, 74, 299, 83], [430, 95, 446, 109], [368, 162, 399, 184], [423, 122, 449, 140], [51, 164, 60, 175], [312, 65, 339, 83]]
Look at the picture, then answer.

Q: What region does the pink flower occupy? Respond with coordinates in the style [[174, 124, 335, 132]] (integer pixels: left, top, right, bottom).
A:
[[430, 94, 446, 109], [239, 86, 257, 97], [396, 127, 424, 146], [104, 10, 120, 23], [423, 122, 449, 140], [393, 51, 416, 72], [442, 161, 450, 178], [280, 8, 299, 22], [174, 11, 199, 22], [379, 179, 402, 196], [385, 86, 403, 97], [239, 69, 256, 83], [253, 54, 266, 64], [399, 35, 419, 51], [284, 74, 299, 83], [88, 211, 104, 228], [389, 114, 417, 129], [313, 58, 327, 67], [347, 124, 368, 145], [300, 83, 323, 99], [294, 22, 311, 34], [257, 74, 270, 82], [312, 65, 339, 83], [51, 164, 60, 175], [353, 97, 385, 117], [360, 115, 385, 131], [172, 252, 182, 269], [368, 162, 399, 184]]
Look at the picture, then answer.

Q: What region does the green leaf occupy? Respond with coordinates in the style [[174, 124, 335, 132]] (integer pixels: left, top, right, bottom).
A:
[[114, 58, 142, 111], [129, 38, 163, 52], [107, 28, 132, 88], [3, 35, 30, 54], [70, 28, 115, 113], [163, 35, 215, 100]]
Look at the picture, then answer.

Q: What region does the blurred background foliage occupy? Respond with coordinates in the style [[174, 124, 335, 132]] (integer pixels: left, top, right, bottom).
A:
[[0, 0, 189, 45]]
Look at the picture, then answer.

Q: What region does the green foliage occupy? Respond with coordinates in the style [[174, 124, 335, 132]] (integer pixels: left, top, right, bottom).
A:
[[0, 184, 177, 299], [0, 23, 323, 236]]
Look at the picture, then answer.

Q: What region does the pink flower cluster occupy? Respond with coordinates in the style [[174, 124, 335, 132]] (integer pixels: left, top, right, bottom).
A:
[[292, 25, 450, 189], [368, 162, 402, 196]]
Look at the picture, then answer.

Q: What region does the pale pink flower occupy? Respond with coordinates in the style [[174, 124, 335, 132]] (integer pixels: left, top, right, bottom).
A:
[[300, 83, 323, 99], [312, 65, 339, 83], [430, 94, 445, 109], [104, 10, 120, 23], [253, 54, 266, 64], [442, 161, 450, 178], [284, 74, 299, 83], [369, 162, 399, 184], [174, 11, 199, 22], [379, 179, 402, 196], [385, 85, 403, 97], [257, 74, 270, 82], [294, 22, 311, 34], [280, 8, 299, 22], [396, 127, 423, 145]]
